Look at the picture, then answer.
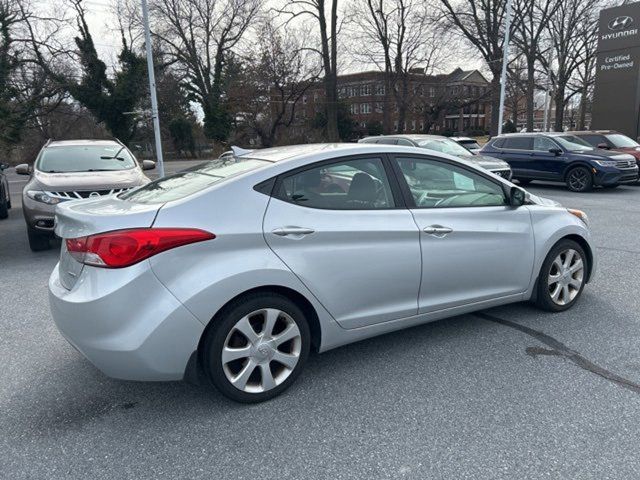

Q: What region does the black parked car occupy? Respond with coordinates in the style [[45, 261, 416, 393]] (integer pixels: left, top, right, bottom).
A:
[[481, 133, 639, 192], [0, 163, 11, 219]]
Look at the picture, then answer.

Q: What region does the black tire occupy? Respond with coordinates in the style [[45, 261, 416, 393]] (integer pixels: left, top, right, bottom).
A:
[[202, 292, 311, 403], [27, 226, 51, 251], [534, 239, 588, 312], [565, 166, 593, 192], [0, 196, 7, 219], [517, 178, 532, 186]]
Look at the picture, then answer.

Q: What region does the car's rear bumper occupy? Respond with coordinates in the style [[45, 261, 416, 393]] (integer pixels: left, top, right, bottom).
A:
[[48, 261, 204, 381]]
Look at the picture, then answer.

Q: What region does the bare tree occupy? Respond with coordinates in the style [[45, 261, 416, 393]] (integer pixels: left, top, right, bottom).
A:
[[512, 0, 560, 132], [149, 0, 262, 142], [543, 0, 599, 131], [350, 0, 447, 134], [569, 13, 598, 130], [277, 0, 340, 141], [230, 19, 320, 146], [437, 0, 519, 135]]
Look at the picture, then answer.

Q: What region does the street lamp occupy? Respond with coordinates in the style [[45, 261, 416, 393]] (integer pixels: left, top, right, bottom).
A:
[[497, 0, 513, 135], [140, 0, 165, 178]]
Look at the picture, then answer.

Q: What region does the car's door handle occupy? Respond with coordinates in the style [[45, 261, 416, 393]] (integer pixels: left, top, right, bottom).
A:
[[271, 227, 315, 237], [423, 225, 453, 236]]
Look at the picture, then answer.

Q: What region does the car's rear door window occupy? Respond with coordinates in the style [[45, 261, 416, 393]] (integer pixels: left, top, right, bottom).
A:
[[276, 157, 395, 210], [502, 137, 533, 150], [120, 157, 269, 204]]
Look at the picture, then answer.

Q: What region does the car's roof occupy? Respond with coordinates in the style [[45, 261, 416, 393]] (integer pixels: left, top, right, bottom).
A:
[[566, 130, 619, 135], [46, 139, 121, 148], [450, 136, 476, 141], [239, 142, 460, 164], [361, 134, 448, 142], [496, 132, 568, 138]]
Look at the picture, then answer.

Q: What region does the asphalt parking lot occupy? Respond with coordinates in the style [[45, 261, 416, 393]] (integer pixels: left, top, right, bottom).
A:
[[2, 163, 640, 479]]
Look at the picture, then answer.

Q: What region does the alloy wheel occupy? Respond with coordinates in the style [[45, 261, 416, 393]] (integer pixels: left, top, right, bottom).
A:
[[547, 248, 584, 306], [221, 308, 302, 393], [568, 169, 589, 191]]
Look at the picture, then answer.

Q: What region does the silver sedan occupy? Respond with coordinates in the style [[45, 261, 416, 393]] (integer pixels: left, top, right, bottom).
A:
[[49, 143, 595, 402]]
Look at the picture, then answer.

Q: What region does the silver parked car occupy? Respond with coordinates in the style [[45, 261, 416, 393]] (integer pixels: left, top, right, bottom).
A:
[[359, 135, 512, 180], [49, 143, 595, 403], [16, 139, 155, 251]]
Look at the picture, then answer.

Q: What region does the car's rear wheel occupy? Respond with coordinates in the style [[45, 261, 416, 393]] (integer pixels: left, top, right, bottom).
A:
[[203, 292, 310, 403], [566, 166, 593, 192], [27, 226, 51, 251], [535, 239, 587, 312]]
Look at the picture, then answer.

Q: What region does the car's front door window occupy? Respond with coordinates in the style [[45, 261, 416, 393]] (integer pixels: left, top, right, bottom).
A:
[[533, 137, 559, 152], [394, 157, 506, 208]]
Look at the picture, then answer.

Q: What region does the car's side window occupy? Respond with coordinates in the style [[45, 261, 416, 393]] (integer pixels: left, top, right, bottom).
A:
[[533, 136, 559, 151], [376, 138, 398, 145], [396, 139, 413, 147], [502, 137, 533, 150], [277, 157, 395, 210], [395, 157, 506, 208], [579, 134, 606, 148]]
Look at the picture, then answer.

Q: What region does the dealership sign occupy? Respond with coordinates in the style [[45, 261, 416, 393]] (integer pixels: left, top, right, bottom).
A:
[[592, 2, 640, 139]]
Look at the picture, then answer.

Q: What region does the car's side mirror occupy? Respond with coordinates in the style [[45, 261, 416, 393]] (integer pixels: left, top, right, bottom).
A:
[[597, 142, 610, 150], [15, 164, 30, 175], [509, 186, 526, 207], [549, 148, 562, 156], [142, 160, 156, 170]]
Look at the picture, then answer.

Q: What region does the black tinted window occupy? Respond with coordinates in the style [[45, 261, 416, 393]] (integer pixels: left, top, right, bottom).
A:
[[277, 158, 395, 210], [503, 137, 533, 150], [492, 138, 505, 148]]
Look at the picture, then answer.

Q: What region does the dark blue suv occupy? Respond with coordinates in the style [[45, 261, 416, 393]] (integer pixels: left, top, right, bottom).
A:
[[481, 133, 639, 192]]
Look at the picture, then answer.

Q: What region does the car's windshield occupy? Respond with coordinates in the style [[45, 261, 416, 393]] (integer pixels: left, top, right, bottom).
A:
[[37, 145, 137, 173], [418, 138, 473, 157], [120, 156, 269, 204], [554, 135, 593, 152], [606, 133, 640, 148]]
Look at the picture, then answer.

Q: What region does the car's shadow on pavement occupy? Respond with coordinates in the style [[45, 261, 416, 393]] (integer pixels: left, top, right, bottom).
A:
[[5, 289, 629, 440]]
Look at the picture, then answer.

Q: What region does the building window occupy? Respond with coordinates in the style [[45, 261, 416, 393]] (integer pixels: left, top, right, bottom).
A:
[[350, 103, 358, 115], [393, 121, 399, 132], [419, 120, 424, 131], [361, 84, 372, 96], [429, 87, 436, 98], [411, 120, 416, 131], [375, 102, 383, 113], [303, 95, 308, 104], [375, 84, 385, 96], [360, 103, 371, 114]]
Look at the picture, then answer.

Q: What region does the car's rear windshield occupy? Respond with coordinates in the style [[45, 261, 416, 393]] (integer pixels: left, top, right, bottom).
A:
[[418, 138, 473, 157], [459, 140, 481, 149], [37, 145, 137, 172], [119, 157, 269, 204], [606, 134, 640, 148]]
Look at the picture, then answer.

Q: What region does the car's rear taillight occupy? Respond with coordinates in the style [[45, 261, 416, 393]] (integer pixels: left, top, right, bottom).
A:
[[66, 228, 215, 268]]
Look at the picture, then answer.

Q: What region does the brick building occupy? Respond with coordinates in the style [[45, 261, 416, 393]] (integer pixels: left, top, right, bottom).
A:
[[297, 67, 492, 136]]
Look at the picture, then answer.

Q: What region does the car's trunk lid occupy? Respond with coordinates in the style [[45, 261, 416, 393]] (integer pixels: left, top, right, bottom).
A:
[[54, 196, 162, 290]]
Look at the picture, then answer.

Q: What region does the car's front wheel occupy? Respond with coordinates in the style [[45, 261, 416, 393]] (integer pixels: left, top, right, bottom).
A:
[[203, 292, 311, 403], [27, 226, 51, 251], [535, 239, 588, 312], [566, 166, 593, 192]]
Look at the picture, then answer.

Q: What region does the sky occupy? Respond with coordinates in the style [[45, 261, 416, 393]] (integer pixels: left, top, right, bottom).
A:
[[37, 0, 482, 76]]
